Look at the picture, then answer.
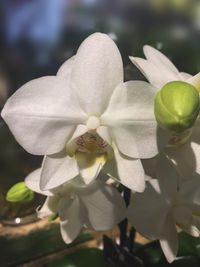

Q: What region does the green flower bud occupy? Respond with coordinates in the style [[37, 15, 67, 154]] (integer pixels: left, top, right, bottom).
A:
[[154, 81, 200, 133], [6, 181, 34, 203]]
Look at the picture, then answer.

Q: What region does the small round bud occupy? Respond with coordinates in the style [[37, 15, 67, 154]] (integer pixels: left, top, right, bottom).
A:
[[154, 81, 200, 133], [6, 181, 34, 203]]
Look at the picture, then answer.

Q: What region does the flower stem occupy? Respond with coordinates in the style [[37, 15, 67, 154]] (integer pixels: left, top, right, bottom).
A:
[[128, 227, 136, 253], [118, 186, 131, 247]]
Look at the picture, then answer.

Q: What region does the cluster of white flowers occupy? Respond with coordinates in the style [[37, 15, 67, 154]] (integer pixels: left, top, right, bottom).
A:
[[2, 32, 200, 263]]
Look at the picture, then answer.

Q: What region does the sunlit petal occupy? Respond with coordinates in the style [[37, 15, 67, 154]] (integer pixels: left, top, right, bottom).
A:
[[57, 55, 75, 78], [102, 81, 168, 158], [104, 143, 145, 192], [1, 76, 86, 155], [71, 33, 123, 115], [25, 168, 53, 196]]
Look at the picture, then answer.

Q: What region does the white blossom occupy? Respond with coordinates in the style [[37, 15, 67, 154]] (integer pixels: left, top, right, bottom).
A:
[[127, 154, 200, 263], [1, 33, 166, 192], [25, 169, 126, 244]]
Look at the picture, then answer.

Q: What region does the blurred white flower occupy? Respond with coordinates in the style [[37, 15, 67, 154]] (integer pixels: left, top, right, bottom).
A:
[[127, 154, 200, 263], [25, 169, 126, 244], [1, 33, 165, 192]]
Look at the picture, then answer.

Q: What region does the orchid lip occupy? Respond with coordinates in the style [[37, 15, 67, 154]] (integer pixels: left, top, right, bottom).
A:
[[66, 132, 114, 165], [76, 133, 108, 154]]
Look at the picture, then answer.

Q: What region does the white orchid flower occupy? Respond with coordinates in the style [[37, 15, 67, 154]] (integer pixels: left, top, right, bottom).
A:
[[1, 33, 166, 192], [129, 45, 200, 91], [25, 169, 126, 244], [130, 45, 200, 178], [127, 154, 200, 263]]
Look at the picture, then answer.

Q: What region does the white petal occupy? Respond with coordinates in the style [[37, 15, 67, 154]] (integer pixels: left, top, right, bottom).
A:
[[165, 128, 200, 179], [143, 45, 179, 74], [1, 76, 87, 155], [165, 145, 192, 180], [37, 196, 58, 219], [155, 154, 178, 199], [191, 216, 200, 236], [190, 143, 200, 176], [129, 57, 179, 89], [110, 126, 139, 157], [96, 126, 112, 145], [25, 168, 53, 196], [113, 125, 170, 159], [76, 152, 106, 184], [59, 195, 83, 244], [186, 72, 200, 91], [71, 33, 123, 115], [172, 205, 192, 226], [57, 55, 75, 78], [127, 179, 170, 239], [179, 174, 200, 205], [104, 143, 145, 192], [160, 214, 178, 263], [102, 81, 157, 123], [40, 150, 79, 190], [78, 180, 126, 230], [179, 72, 192, 80], [184, 224, 200, 237], [102, 81, 169, 158]]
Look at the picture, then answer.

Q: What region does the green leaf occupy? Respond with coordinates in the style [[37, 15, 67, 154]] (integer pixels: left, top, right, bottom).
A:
[[177, 231, 200, 257], [169, 256, 199, 267]]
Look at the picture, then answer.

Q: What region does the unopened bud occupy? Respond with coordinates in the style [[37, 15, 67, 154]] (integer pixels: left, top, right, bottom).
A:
[[154, 81, 200, 133], [6, 181, 34, 203]]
